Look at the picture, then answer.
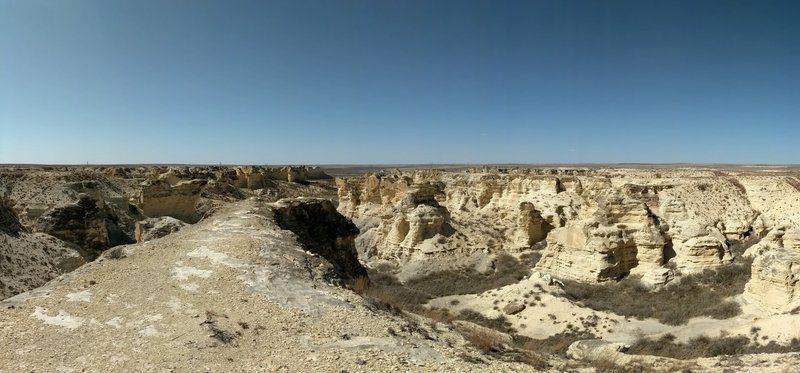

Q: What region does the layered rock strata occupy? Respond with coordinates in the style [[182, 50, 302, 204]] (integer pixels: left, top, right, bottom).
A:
[[744, 247, 800, 314], [337, 168, 778, 283], [137, 179, 207, 223], [33, 195, 133, 260]]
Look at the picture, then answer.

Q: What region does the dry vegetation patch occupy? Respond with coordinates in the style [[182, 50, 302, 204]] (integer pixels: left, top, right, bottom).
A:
[[563, 259, 752, 325], [356, 252, 539, 310], [348, 252, 555, 367], [628, 333, 800, 359]]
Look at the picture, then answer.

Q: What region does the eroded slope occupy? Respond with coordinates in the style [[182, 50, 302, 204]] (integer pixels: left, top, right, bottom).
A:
[[0, 198, 533, 372]]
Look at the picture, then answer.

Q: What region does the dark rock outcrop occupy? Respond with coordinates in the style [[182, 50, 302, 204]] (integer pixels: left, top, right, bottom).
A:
[[272, 198, 367, 281], [0, 199, 24, 236]]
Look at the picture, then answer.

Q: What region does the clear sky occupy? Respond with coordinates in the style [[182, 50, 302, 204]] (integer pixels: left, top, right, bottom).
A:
[[1, 0, 799, 165]]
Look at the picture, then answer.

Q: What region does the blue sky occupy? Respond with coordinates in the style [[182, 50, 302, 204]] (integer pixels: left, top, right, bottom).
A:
[[1, 0, 799, 164]]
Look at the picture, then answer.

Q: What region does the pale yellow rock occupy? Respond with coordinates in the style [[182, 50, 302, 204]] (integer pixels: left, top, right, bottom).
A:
[[744, 247, 800, 314], [137, 179, 207, 223], [337, 168, 765, 283]]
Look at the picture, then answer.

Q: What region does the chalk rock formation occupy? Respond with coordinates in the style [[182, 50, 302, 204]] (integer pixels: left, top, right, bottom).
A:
[[745, 226, 800, 258], [511, 202, 552, 249], [34, 195, 133, 260], [744, 247, 800, 314], [134, 216, 188, 242], [154, 166, 331, 188], [339, 168, 763, 283], [336, 171, 572, 261], [137, 179, 207, 223], [535, 195, 666, 282]]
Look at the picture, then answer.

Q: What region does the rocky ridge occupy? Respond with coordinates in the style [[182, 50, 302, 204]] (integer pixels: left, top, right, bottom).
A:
[[5, 165, 800, 371], [0, 166, 336, 300], [0, 198, 536, 372]]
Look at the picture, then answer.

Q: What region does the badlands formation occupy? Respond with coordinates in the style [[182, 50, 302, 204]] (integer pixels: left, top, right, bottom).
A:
[[1, 165, 800, 372]]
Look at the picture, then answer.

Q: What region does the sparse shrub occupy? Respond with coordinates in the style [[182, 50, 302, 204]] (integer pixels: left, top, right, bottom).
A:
[[458, 309, 515, 333], [463, 328, 506, 353], [348, 276, 370, 295], [563, 261, 752, 325], [349, 253, 561, 369], [105, 246, 126, 260], [402, 253, 534, 298], [627, 334, 800, 360]]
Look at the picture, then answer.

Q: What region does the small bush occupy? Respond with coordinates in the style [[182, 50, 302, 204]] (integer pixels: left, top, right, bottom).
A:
[[463, 328, 506, 353], [105, 246, 127, 260], [348, 276, 370, 295]]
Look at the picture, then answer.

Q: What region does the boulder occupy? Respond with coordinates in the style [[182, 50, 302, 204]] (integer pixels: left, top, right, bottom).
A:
[[566, 339, 629, 361], [503, 302, 526, 315]]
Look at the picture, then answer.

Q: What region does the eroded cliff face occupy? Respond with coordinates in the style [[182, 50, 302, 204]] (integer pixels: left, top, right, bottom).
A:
[[1, 199, 85, 299], [2, 198, 530, 373], [272, 198, 367, 282], [336, 168, 796, 284], [137, 179, 208, 223], [744, 248, 800, 314], [536, 194, 667, 283], [34, 195, 134, 260], [337, 171, 576, 262]]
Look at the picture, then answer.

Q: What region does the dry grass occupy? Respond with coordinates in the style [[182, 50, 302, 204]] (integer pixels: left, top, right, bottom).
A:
[[462, 328, 506, 353], [563, 260, 752, 325]]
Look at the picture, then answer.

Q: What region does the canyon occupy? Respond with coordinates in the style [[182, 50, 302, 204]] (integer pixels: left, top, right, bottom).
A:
[[2, 165, 800, 372]]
